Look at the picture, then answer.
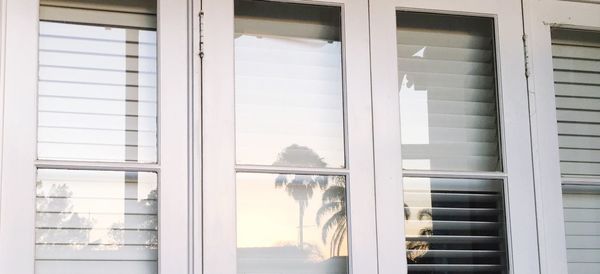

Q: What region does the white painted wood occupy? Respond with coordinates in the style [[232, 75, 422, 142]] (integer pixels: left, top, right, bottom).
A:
[[371, 1, 542, 273], [523, 0, 600, 273], [202, 0, 236, 272], [156, 0, 191, 273], [203, 0, 377, 273], [369, 1, 407, 273], [0, 1, 38, 274]]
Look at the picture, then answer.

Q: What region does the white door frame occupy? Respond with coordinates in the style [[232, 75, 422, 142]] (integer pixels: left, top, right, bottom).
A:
[[201, 0, 378, 273], [0, 1, 193, 273], [523, 0, 600, 273], [369, 1, 541, 273]]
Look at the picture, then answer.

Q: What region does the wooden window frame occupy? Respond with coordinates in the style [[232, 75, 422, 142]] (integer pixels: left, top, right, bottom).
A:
[[0, 0, 193, 273], [370, 1, 541, 274], [523, 0, 600, 273]]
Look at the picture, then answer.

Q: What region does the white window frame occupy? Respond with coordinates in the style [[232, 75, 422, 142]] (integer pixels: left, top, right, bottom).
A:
[[523, 0, 600, 273], [0, 0, 193, 273], [369, 1, 541, 273], [201, 0, 378, 273]]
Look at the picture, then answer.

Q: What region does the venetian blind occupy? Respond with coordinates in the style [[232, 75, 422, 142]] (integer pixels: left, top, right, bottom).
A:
[[562, 186, 600, 274], [397, 12, 501, 172], [38, 1, 157, 163], [552, 28, 600, 176], [552, 28, 600, 274], [35, 2, 159, 274], [403, 178, 508, 273], [35, 170, 158, 274]]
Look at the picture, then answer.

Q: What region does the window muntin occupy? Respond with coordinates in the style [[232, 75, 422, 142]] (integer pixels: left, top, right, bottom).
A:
[[234, 0, 345, 168], [237, 172, 348, 273], [397, 12, 501, 172], [35, 169, 158, 274], [551, 28, 600, 273], [38, 4, 158, 163]]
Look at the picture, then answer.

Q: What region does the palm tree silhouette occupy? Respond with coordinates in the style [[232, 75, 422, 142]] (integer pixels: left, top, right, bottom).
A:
[[316, 176, 346, 256], [274, 144, 328, 249]]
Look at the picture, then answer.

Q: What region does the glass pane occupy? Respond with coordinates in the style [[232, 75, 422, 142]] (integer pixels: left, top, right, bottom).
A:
[[562, 185, 600, 274], [403, 177, 508, 273], [397, 12, 501, 172], [551, 28, 600, 176], [37, 1, 157, 163], [35, 169, 158, 274], [235, 0, 345, 168], [237, 172, 348, 274]]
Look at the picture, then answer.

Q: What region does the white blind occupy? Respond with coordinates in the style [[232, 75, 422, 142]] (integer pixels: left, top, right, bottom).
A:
[[35, 169, 158, 274], [552, 28, 600, 176], [35, 2, 159, 274], [562, 187, 600, 274], [397, 12, 501, 172], [552, 28, 600, 274], [38, 5, 157, 163]]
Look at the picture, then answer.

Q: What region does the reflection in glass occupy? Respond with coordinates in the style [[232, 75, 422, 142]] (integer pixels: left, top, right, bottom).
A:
[[35, 169, 158, 274], [403, 177, 508, 273], [237, 173, 348, 274], [234, 0, 345, 168], [397, 12, 501, 172], [38, 21, 157, 163], [562, 185, 600, 273]]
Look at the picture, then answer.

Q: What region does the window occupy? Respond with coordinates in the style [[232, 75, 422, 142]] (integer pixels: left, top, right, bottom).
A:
[[551, 28, 600, 274], [370, 1, 540, 273], [1, 0, 188, 272], [524, 0, 600, 272], [35, 1, 160, 273], [234, 1, 348, 273], [202, 0, 377, 273], [396, 12, 508, 273]]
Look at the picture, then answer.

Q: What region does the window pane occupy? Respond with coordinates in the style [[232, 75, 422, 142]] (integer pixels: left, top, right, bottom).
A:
[[235, 0, 345, 168], [237, 172, 348, 274], [403, 177, 508, 273], [562, 186, 600, 274], [397, 12, 501, 172], [35, 169, 158, 274], [551, 28, 600, 176], [37, 1, 157, 163]]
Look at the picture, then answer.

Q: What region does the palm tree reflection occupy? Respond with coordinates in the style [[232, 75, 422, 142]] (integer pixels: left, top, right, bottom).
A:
[[274, 144, 328, 249]]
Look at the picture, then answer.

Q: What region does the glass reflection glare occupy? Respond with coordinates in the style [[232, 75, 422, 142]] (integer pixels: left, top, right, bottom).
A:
[[35, 169, 158, 273], [234, 0, 345, 168], [38, 22, 158, 163], [237, 173, 348, 274]]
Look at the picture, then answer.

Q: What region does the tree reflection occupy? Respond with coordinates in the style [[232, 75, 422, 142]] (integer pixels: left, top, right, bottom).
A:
[[405, 205, 432, 263], [274, 144, 328, 249], [36, 180, 95, 246], [316, 176, 346, 257]]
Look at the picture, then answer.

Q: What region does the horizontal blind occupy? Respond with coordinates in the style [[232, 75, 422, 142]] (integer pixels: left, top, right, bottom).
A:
[[36, 169, 158, 274], [397, 12, 501, 172], [562, 187, 600, 274], [40, 0, 156, 28], [403, 178, 508, 273], [234, 0, 345, 168], [552, 28, 600, 274], [38, 5, 157, 163], [552, 28, 600, 176]]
